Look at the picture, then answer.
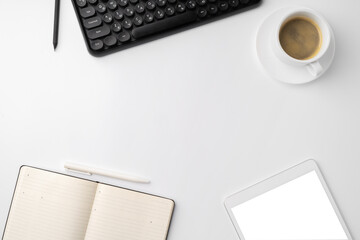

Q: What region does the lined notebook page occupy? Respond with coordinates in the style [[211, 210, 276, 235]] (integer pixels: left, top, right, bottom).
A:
[[84, 184, 175, 240], [3, 167, 98, 240]]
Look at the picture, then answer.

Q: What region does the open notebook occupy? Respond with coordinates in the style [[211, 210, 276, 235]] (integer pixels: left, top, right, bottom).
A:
[[2, 166, 175, 240]]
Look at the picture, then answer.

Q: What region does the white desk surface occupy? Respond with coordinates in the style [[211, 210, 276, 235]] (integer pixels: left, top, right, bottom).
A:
[[1, 0, 359, 239]]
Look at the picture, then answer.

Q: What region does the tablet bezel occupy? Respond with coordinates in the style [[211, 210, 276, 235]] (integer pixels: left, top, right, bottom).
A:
[[224, 159, 353, 240]]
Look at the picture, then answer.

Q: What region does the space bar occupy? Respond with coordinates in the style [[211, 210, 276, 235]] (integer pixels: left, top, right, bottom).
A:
[[132, 11, 197, 39]]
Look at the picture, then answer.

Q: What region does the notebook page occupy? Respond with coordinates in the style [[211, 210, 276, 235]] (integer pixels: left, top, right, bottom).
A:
[[3, 166, 97, 240], [84, 184, 174, 240]]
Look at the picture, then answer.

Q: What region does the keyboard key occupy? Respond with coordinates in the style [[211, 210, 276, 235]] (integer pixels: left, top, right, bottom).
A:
[[107, 0, 118, 9], [117, 31, 131, 42], [88, 0, 97, 4], [130, 0, 139, 4], [219, 1, 228, 11], [154, 9, 165, 19], [135, 3, 145, 13], [114, 10, 124, 20], [76, 0, 87, 7], [90, 39, 103, 50], [104, 35, 117, 46], [124, 7, 135, 17], [112, 22, 122, 32], [118, 0, 128, 7], [103, 13, 113, 23], [208, 4, 217, 14], [229, 0, 239, 7], [83, 16, 102, 29], [175, 2, 186, 12], [197, 8, 207, 17], [156, 0, 167, 7], [186, 0, 196, 9], [122, 18, 133, 29], [133, 15, 143, 26], [144, 12, 154, 23], [196, 0, 206, 6], [80, 6, 95, 18], [165, 6, 175, 16], [146, 0, 156, 10], [87, 25, 111, 39], [132, 11, 197, 39], [96, 3, 107, 12]]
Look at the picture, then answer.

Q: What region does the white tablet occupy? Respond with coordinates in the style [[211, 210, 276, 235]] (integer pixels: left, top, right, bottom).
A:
[[224, 160, 352, 240]]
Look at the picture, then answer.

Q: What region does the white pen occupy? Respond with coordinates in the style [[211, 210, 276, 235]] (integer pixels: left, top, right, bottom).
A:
[[64, 162, 150, 184]]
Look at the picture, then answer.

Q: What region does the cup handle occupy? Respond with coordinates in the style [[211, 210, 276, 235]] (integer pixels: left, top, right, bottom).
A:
[[306, 61, 323, 77]]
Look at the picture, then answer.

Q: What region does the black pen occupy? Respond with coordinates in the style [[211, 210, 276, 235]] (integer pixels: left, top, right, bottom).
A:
[[53, 0, 60, 50]]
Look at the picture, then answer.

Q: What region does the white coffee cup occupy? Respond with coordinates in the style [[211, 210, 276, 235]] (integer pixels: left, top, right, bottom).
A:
[[272, 8, 331, 77]]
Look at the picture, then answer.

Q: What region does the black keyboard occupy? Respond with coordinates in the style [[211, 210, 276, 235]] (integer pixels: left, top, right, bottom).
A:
[[72, 0, 261, 56]]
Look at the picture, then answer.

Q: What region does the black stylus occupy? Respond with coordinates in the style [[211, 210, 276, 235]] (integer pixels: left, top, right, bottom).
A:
[[53, 0, 60, 50]]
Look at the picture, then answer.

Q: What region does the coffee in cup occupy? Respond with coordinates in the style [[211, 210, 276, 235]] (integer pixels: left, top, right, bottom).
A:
[[273, 8, 332, 77], [279, 16, 322, 60]]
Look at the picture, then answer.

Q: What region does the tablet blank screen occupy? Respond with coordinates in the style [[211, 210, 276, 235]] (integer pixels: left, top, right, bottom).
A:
[[231, 171, 348, 240]]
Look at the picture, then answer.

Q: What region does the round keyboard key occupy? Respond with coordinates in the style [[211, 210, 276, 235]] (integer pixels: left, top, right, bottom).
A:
[[144, 12, 154, 22], [104, 35, 117, 46], [88, 0, 97, 4], [229, 0, 239, 7], [208, 4, 217, 14], [118, 0, 128, 7], [146, 0, 156, 10], [107, 0, 117, 9], [133, 15, 143, 26], [154, 9, 165, 19], [165, 6, 175, 16], [103, 13, 113, 23], [96, 3, 107, 12], [76, 0, 87, 7], [186, 0, 196, 9], [118, 31, 131, 42], [156, 0, 166, 7], [124, 6, 135, 16], [197, 8, 207, 17], [196, 0, 206, 6], [114, 10, 124, 20], [130, 0, 139, 3], [90, 39, 103, 50], [122, 19, 133, 29], [219, 1, 228, 11], [135, 3, 145, 13], [175, 2, 185, 12], [112, 22, 122, 32]]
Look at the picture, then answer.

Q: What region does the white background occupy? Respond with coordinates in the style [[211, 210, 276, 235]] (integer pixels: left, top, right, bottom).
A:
[[0, 0, 359, 239]]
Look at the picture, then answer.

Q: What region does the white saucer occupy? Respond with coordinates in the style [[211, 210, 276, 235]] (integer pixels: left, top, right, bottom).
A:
[[256, 7, 336, 84]]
